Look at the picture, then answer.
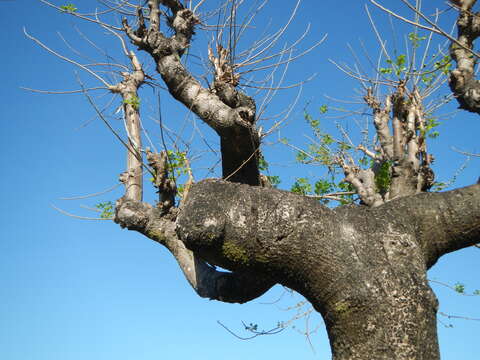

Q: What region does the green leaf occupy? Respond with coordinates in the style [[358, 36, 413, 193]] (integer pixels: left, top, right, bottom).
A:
[[454, 282, 465, 294], [123, 95, 141, 110], [267, 175, 281, 188], [337, 182, 356, 204], [304, 110, 320, 128], [395, 54, 406, 68], [60, 3, 77, 13], [322, 134, 334, 145], [421, 74, 433, 85], [381, 55, 407, 76], [258, 156, 269, 171], [166, 150, 188, 179], [314, 179, 333, 195], [291, 178, 312, 195], [408, 32, 427, 48], [432, 182, 447, 191], [296, 151, 308, 163], [375, 161, 392, 193], [96, 201, 114, 219], [319, 105, 328, 114], [424, 117, 441, 139], [434, 55, 452, 75], [359, 156, 372, 167]]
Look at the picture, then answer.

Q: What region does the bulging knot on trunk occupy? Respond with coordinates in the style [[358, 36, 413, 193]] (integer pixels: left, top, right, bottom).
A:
[[208, 44, 240, 87], [114, 197, 152, 231], [146, 148, 177, 214]]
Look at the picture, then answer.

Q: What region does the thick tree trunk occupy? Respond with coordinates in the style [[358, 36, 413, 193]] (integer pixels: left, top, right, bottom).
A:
[[173, 180, 480, 360], [112, 2, 480, 358], [323, 284, 439, 359], [317, 248, 439, 359], [449, 1, 480, 114]]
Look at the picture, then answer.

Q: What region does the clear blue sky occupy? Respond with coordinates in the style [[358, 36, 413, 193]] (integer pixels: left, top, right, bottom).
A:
[[1, 1, 479, 359]]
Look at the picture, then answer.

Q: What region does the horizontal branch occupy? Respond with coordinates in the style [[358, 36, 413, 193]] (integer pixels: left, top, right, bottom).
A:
[[114, 198, 275, 303], [380, 183, 480, 268]]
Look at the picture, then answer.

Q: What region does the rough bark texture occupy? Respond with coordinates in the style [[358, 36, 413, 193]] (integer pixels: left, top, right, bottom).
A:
[[109, 2, 480, 359], [115, 178, 480, 360], [109, 52, 145, 201], [449, 0, 480, 113], [115, 196, 275, 303], [31, 0, 480, 358], [353, 87, 435, 207], [123, 0, 260, 185], [174, 180, 479, 359]]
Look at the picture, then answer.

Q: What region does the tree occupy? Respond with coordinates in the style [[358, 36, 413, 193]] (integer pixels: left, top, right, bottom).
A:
[[25, 0, 479, 359]]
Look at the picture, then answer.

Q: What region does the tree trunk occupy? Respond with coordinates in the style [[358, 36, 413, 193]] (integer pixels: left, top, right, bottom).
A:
[[318, 253, 439, 359], [111, 2, 480, 359], [172, 180, 480, 360]]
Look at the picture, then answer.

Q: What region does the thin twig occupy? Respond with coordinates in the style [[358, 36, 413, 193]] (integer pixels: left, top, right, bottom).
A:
[[51, 204, 113, 220]]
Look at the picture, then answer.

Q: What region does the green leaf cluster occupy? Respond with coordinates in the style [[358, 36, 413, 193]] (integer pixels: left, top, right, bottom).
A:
[[454, 282, 465, 294], [291, 178, 312, 195], [258, 156, 269, 171], [258, 155, 281, 188], [424, 116, 440, 139], [453, 283, 480, 295], [288, 107, 358, 205], [60, 3, 77, 13], [374, 161, 392, 194], [431, 181, 447, 191], [319, 104, 328, 114], [161, 150, 189, 196], [408, 32, 427, 48], [290, 177, 354, 205], [380, 54, 407, 76], [96, 201, 114, 219], [434, 55, 452, 75], [266, 175, 281, 187], [166, 150, 188, 179], [298, 116, 352, 169], [123, 95, 141, 110], [421, 55, 451, 85]]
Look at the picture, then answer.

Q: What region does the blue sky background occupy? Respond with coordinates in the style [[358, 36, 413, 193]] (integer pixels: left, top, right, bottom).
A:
[[1, 1, 479, 359]]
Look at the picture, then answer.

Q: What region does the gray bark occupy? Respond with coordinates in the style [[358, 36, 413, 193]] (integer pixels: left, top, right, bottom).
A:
[[449, 0, 480, 113], [109, 53, 145, 202], [115, 179, 480, 359], [123, 0, 260, 185], [29, 0, 480, 358], [110, 1, 480, 359]]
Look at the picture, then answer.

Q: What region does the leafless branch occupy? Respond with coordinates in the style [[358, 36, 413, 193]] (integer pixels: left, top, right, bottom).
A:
[[59, 183, 122, 200], [51, 204, 113, 220]]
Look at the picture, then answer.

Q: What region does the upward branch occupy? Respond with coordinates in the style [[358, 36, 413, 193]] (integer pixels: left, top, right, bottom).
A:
[[449, 0, 480, 113], [114, 196, 275, 303], [123, 1, 261, 185], [110, 53, 145, 201], [384, 182, 480, 268]]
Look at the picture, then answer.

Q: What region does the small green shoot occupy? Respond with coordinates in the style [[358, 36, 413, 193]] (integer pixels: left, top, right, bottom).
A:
[[96, 201, 114, 219], [454, 282, 465, 294], [123, 95, 141, 111], [291, 177, 312, 195], [60, 4, 77, 13]]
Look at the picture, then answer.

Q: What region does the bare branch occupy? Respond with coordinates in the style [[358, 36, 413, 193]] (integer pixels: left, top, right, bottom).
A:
[[24, 28, 112, 88], [51, 204, 113, 220]]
